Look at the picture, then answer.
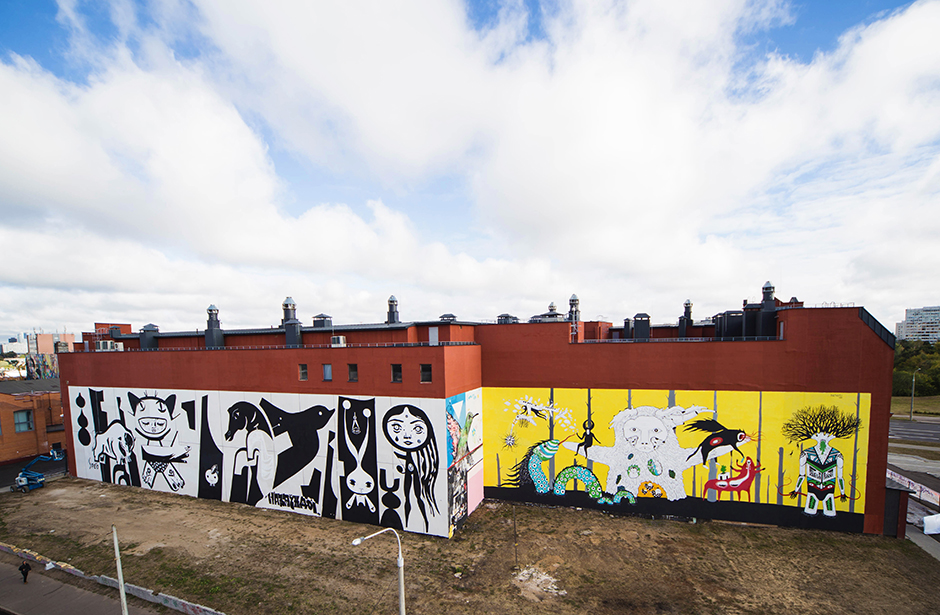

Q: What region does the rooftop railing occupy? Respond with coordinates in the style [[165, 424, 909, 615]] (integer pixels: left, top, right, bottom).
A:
[[581, 335, 782, 343], [68, 340, 477, 353]]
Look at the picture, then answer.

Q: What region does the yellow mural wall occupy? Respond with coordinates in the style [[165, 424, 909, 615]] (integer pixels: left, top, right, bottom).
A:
[[484, 388, 870, 515]]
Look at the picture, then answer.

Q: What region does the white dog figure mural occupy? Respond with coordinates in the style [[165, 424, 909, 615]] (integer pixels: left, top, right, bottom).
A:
[[127, 393, 190, 491], [565, 405, 706, 500], [91, 422, 135, 468]]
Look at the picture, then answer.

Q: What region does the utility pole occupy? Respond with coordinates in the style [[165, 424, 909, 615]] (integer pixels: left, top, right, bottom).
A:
[[112, 525, 129, 615], [910, 368, 922, 421]]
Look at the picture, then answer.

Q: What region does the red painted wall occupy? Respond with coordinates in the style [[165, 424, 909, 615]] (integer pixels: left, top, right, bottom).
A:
[[440, 324, 476, 343], [299, 328, 415, 346], [61, 345, 480, 398], [159, 337, 204, 349], [474, 308, 894, 533], [225, 333, 287, 347]]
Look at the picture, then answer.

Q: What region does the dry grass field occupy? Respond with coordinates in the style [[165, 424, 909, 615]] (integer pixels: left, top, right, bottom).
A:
[[2, 477, 940, 615], [891, 396, 940, 417]]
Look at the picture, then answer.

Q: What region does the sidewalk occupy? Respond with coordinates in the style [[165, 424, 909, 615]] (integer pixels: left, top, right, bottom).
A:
[[906, 524, 940, 562], [0, 561, 158, 615]]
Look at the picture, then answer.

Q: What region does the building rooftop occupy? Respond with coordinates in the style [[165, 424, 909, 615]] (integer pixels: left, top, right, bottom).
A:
[[0, 378, 60, 395]]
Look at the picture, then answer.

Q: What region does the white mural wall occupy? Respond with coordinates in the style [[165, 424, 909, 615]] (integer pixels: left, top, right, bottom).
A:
[[69, 386, 483, 538]]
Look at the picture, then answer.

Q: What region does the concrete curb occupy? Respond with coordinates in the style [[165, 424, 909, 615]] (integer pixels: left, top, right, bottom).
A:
[[906, 524, 940, 562], [0, 542, 225, 615]]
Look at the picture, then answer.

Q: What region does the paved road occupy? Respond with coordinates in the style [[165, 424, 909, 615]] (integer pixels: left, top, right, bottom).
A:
[[0, 560, 158, 615], [890, 419, 940, 444]]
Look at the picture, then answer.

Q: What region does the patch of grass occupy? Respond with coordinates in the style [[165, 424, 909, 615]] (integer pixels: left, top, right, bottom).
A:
[[889, 445, 940, 461], [891, 396, 940, 416], [890, 438, 940, 449]]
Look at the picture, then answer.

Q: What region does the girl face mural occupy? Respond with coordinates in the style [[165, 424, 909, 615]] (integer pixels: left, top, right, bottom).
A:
[[383, 404, 440, 532], [386, 407, 429, 450]]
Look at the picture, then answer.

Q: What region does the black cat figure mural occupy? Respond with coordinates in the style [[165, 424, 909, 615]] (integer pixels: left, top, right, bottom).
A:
[[127, 393, 189, 491]]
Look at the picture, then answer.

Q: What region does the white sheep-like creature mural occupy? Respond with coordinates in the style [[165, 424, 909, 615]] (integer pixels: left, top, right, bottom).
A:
[[565, 405, 707, 500]]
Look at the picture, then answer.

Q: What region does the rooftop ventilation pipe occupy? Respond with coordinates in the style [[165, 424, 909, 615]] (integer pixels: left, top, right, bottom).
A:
[[679, 300, 692, 338], [140, 323, 159, 350], [387, 295, 400, 324], [206, 305, 225, 348], [281, 297, 302, 346], [568, 294, 581, 322]]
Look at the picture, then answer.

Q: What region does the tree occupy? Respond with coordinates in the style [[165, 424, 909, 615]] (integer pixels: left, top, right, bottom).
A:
[[893, 340, 940, 397]]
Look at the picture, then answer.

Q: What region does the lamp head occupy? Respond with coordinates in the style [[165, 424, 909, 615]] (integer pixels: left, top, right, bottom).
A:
[[352, 538, 363, 546]]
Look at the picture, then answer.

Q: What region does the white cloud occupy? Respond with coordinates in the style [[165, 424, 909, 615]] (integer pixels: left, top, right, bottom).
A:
[[2, 0, 940, 337]]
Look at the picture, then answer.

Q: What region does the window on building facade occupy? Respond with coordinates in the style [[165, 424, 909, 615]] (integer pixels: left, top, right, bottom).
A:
[[391, 363, 402, 383], [323, 363, 333, 381], [420, 363, 432, 383], [14, 410, 33, 433], [348, 363, 358, 382], [299, 363, 308, 381]]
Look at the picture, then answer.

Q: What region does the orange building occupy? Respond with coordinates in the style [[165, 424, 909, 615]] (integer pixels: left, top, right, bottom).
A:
[[0, 379, 67, 465], [27, 333, 75, 354]]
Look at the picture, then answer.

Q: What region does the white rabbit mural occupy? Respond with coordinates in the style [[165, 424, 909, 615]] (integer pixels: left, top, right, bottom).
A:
[[345, 413, 377, 513]]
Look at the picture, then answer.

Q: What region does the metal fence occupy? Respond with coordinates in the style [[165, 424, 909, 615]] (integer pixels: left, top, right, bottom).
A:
[[68, 341, 477, 353]]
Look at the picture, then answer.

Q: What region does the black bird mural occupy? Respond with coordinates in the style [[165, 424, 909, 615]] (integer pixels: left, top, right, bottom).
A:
[[684, 418, 753, 465], [224, 399, 335, 489]]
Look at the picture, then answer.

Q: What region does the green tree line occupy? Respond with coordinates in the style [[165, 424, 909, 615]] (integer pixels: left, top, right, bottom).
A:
[[894, 340, 940, 396]]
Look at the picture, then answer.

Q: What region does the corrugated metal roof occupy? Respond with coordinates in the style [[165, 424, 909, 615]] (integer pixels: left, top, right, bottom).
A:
[[0, 378, 60, 395]]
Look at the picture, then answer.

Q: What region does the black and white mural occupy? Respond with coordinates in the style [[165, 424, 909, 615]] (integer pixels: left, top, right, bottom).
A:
[[69, 387, 481, 538]]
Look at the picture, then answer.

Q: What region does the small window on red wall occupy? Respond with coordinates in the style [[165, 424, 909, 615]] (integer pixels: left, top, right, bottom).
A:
[[391, 363, 402, 383], [420, 364, 432, 383]]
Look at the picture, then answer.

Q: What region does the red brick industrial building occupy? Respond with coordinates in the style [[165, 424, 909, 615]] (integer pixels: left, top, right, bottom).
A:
[[59, 284, 895, 537]]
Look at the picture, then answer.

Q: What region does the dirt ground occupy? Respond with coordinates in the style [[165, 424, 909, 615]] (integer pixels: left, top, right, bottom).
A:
[[2, 477, 940, 615]]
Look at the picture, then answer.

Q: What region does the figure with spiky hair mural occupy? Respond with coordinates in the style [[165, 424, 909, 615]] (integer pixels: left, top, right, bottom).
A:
[[782, 405, 862, 517]]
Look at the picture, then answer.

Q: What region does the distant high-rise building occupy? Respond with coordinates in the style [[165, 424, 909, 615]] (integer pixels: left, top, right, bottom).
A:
[[895, 306, 940, 342]]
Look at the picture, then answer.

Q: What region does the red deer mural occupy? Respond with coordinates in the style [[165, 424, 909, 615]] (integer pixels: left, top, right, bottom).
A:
[[702, 457, 762, 502]]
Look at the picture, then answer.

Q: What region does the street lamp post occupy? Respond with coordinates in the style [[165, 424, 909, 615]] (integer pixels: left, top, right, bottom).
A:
[[910, 368, 922, 421], [352, 528, 405, 615]]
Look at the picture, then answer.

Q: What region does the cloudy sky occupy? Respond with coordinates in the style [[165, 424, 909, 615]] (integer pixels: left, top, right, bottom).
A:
[[1, 0, 938, 340]]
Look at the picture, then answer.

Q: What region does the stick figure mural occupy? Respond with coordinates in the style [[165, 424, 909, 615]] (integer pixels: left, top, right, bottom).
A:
[[575, 418, 600, 458], [384, 404, 440, 532], [782, 405, 862, 517]]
